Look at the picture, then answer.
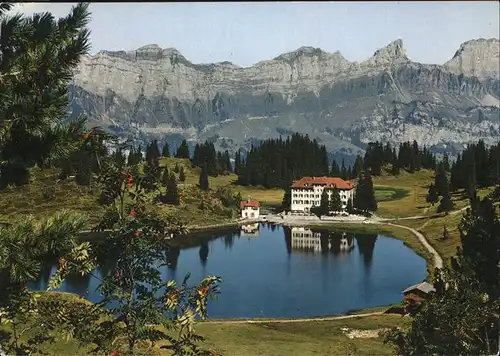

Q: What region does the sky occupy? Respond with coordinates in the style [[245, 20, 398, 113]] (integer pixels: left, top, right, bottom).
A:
[[9, 2, 500, 67]]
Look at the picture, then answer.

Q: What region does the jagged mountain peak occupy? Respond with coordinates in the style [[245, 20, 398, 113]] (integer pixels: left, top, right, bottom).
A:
[[452, 38, 499, 57], [136, 44, 162, 51], [367, 39, 408, 65], [444, 37, 499, 79], [274, 46, 326, 61]]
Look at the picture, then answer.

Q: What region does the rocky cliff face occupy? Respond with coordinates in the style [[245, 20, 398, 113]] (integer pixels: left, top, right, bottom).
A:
[[69, 38, 500, 157]]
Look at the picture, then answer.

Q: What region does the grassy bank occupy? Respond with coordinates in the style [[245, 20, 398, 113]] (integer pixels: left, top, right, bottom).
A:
[[0, 167, 105, 224], [193, 313, 406, 356], [1, 292, 406, 356]]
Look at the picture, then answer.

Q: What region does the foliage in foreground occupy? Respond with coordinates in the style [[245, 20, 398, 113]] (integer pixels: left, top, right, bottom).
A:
[[0, 2, 91, 188], [79, 160, 221, 355], [384, 196, 500, 355], [0, 211, 92, 355]]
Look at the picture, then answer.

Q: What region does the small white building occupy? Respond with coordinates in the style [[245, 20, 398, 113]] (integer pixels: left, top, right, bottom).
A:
[[240, 199, 260, 219], [290, 176, 355, 213], [240, 223, 260, 237]]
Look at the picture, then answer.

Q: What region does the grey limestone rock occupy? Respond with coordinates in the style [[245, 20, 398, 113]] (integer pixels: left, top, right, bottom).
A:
[[69, 38, 500, 158]]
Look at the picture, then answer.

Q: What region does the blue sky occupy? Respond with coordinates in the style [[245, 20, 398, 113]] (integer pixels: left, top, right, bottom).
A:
[[12, 2, 500, 67]]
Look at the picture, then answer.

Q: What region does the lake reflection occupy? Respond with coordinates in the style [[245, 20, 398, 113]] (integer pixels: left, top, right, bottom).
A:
[[30, 223, 426, 318]]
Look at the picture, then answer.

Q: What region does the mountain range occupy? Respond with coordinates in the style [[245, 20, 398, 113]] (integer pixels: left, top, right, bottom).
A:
[[69, 38, 500, 160]]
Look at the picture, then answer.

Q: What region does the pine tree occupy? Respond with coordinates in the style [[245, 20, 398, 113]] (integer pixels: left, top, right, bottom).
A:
[[340, 159, 348, 180], [161, 141, 170, 157], [75, 151, 92, 186], [442, 152, 450, 171], [353, 170, 377, 214], [145, 140, 160, 166], [312, 189, 330, 217], [434, 162, 448, 196], [281, 188, 291, 212], [329, 186, 343, 214], [351, 155, 363, 179], [390, 160, 400, 175], [145, 142, 152, 165], [174, 163, 180, 173], [234, 151, 242, 175], [175, 140, 190, 159], [161, 168, 169, 187], [330, 158, 340, 176], [179, 166, 186, 182], [165, 173, 179, 205], [113, 148, 126, 169], [127, 148, 136, 166], [0, 3, 92, 187], [199, 165, 209, 191], [437, 182, 453, 213], [426, 183, 439, 206], [136, 145, 143, 163], [346, 199, 354, 214]]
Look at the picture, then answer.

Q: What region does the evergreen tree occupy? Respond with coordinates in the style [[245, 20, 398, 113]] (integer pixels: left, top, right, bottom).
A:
[[112, 148, 126, 169], [346, 199, 354, 214], [127, 148, 136, 166], [75, 151, 92, 186], [437, 182, 454, 213], [434, 162, 448, 196], [351, 155, 363, 179], [340, 159, 348, 180], [175, 140, 190, 159], [390, 159, 400, 175], [174, 163, 180, 173], [179, 166, 186, 182], [442, 152, 450, 171], [234, 151, 242, 175], [466, 157, 477, 201], [161, 167, 169, 187], [145, 140, 160, 166], [426, 183, 439, 206], [330, 158, 340, 176], [161, 141, 170, 157], [165, 173, 179, 205], [281, 187, 292, 212], [329, 186, 343, 214], [353, 170, 377, 213], [312, 189, 330, 217], [236, 133, 329, 188], [0, 3, 92, 187], [199, 165, 209, 191]]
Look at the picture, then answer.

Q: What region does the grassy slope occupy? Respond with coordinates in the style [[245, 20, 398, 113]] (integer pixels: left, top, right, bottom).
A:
[[0, 167, 105, 224], [2, 292, 407, 356], [4, 315, 407, 356], [371, 168, 498, 261], [195, 314, 407, 356]]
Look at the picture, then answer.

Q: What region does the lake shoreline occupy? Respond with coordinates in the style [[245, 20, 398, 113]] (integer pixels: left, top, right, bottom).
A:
[[179, 216, 436, 272]]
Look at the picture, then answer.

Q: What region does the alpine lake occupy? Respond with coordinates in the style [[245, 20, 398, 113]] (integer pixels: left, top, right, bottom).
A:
[[30, 223, 427, 319]]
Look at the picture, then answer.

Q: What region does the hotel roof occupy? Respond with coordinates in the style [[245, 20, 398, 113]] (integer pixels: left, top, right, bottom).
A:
[[291, 176, 354, 190]]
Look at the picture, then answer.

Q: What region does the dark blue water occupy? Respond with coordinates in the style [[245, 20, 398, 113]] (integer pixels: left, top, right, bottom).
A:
[[30, 223, 427, 318]]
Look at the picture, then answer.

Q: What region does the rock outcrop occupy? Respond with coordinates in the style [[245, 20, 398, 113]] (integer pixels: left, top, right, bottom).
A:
[[69, 38, 500, 157]]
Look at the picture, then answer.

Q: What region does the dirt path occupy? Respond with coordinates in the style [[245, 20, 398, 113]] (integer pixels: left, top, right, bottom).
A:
[[203, 312, 384, 325], [386, 222, 443, 269]]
